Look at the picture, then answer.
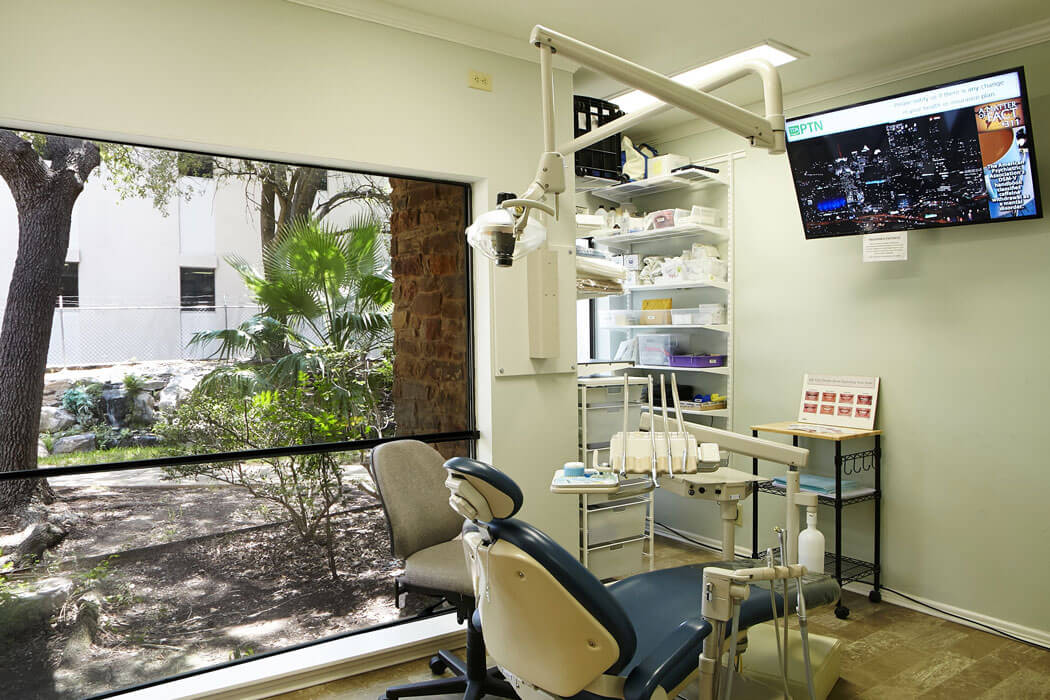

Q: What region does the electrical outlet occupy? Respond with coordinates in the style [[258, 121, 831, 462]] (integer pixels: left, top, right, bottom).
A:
[[468, 70, 493, 92]]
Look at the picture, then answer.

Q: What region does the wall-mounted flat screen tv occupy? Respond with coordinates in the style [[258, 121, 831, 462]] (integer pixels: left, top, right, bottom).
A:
[[785, 68, 1041, 239]]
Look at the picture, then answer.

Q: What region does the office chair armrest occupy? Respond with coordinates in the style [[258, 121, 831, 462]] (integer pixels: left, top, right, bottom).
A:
[[622, 619, 711, 700]]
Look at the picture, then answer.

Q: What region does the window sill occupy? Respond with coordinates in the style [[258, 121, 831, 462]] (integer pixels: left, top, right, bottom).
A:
[[113, 612, 464, 700]]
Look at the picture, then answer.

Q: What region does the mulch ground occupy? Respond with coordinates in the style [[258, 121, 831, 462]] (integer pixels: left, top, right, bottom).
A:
[[0, 485, 430, 699]]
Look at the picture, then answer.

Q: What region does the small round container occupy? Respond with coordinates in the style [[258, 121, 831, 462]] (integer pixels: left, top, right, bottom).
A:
[[563, 461, 586, 477]]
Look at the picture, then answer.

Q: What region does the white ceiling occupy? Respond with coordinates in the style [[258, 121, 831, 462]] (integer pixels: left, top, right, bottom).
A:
[[298, 0, 1050, 132]]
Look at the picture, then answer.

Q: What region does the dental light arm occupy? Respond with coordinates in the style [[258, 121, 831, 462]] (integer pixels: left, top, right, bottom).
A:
[[467, 24, 787, 267]]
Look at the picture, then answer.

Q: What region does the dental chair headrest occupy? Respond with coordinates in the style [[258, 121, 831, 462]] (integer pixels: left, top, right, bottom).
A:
[[444, 457, 524, 522]]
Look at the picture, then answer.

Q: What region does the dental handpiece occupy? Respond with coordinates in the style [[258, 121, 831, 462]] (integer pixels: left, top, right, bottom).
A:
[[620, 373, 629, 476], [660, 375, 673, 477], [648, 375, 659, 487], [670, 375, 687, 472]]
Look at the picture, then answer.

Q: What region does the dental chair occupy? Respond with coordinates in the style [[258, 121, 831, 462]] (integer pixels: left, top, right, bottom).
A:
[[443, 457, 842, 700]]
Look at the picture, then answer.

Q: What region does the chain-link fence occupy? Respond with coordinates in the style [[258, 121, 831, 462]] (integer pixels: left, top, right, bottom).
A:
[[34, 302, 262, 367]]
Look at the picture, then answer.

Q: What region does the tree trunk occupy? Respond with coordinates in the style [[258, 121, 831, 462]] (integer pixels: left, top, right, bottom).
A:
[[260, 179, 277, 253], [0, 132, 99, 513]]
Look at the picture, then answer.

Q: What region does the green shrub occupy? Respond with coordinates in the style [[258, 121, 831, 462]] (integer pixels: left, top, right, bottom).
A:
[[61, 384, 104, 425], [122, 374, 145, 395], [157, 356, 377, 579]]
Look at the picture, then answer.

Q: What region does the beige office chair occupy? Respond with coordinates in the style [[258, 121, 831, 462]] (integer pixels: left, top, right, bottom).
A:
[[370, 440, 515, 700]]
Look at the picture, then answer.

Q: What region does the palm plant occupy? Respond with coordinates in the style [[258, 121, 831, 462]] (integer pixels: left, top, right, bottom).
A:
[[191, 214, 393, 401]]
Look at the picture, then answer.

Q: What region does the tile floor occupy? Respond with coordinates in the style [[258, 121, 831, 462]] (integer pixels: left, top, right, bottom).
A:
[[272, 537, 1050, 699]]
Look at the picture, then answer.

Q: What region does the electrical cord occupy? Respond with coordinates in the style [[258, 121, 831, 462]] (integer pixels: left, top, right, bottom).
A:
[[877, 585, 1049, 651], [653, 521, 725, 553]]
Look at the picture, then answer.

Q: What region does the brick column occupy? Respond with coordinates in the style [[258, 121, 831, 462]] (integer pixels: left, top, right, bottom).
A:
[[388, 179, 469, 458]]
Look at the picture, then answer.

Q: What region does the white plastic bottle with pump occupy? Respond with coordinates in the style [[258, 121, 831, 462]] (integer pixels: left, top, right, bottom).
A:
[[797, 494, 825, 574]]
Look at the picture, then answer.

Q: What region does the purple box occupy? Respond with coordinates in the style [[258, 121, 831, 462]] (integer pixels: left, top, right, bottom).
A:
[[669, 354, 727, 368]]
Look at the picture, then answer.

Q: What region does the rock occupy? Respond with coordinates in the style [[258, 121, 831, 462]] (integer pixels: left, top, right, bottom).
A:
[[53, 433, 96, 454], [0, 577, 74, 638], [0, 522, 67, 564], [42, 378, 73, 405], [131, 392, 156, 424], [157, 371, 204, 413], [39, 406, 76, 432], [38, 440, 49, 458], [62, 592, 101, 662], [140, 379, 168, 392], [130, 433, 161, 447]]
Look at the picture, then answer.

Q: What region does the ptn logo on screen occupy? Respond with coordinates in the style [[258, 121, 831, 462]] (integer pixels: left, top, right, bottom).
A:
[[788, 120, 824, 138]]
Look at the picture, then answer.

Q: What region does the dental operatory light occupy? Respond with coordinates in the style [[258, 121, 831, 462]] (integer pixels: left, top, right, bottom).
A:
[[465, 195, 549, 267], [466, 26, 791, 268], [611, 41, 803, 114]]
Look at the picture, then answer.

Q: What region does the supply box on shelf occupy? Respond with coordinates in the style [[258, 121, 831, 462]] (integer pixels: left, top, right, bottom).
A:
[[669, 354, 727, 368], [637, 334, 686, 366], [646, 154, 690, 177], [640, 309, 672, 325], [574, 95, 625, 181]]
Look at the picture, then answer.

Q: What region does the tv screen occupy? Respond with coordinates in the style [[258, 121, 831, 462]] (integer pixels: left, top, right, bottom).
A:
[[785, 68, 1042, 239]]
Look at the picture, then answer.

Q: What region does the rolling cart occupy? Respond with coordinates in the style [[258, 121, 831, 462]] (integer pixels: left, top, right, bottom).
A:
[[749, 421, 882, 619]]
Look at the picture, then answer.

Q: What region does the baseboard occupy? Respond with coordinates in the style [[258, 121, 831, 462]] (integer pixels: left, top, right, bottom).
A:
[[843, 582, 1050, 649], [115, 613, 466, 699], [656, 528, 1049, 649]]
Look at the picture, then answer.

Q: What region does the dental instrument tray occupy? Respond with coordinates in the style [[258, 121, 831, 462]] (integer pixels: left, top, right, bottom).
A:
[[550, 468, 653, 494]]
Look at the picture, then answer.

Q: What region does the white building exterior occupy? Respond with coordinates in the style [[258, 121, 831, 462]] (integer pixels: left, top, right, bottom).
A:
[[0, 162, 382, 366]]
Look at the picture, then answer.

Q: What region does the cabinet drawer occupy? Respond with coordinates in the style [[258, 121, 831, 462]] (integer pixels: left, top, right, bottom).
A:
[[585, 500, 648, 546], [587, 538, 645, 581]]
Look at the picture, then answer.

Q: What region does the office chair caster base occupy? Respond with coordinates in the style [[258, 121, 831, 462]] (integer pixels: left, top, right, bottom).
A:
[[834, 604, 850, 619], [869, 589, 882, 603], [428, 655, 447, 675]]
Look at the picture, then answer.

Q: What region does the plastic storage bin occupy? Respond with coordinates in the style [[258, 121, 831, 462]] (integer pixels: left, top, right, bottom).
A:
[[585, 498, 649, 546], [696, 304, 727, 324], [671, 310, 699, 325], [573, 95, 624, 181], [637, 334, 685, 365], [669, 354, 727, 368], [580, 404, 641, 448], [599, 309, 642, 326], [647, 154, 690, 177], [588, 538, 645, 580], [579, 382, 644, 406]]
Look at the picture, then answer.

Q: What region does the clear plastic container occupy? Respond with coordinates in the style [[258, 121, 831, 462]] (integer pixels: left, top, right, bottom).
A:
[[637, 334, 686, 365], [599, 309, 642, 327]]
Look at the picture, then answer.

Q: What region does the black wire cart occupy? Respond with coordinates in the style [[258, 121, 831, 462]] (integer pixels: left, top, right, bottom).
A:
[[749, 421, 882, 619]]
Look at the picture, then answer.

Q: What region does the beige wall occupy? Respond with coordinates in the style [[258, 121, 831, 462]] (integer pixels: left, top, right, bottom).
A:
[[649, 43, 1050, 636], [0, 0, 579, 546]]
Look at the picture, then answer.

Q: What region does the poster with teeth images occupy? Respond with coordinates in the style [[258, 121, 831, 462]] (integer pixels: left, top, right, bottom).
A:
[[798, 374, 880, 430]]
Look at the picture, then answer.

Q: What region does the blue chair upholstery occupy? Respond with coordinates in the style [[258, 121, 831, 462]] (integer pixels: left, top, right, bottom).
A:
[[444, 457, 838, 700]]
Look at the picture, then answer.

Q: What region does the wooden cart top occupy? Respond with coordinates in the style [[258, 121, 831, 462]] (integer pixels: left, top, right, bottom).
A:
[[750, 420, 882, 442]]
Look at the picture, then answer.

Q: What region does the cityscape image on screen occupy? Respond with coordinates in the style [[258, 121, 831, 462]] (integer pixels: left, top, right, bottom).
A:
[[785, 68, 1041, 239]]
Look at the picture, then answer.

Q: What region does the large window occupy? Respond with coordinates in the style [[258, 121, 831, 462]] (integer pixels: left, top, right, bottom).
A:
[[56, 261, 78, 308], [179, 266, 216, 309], [0, 127, 474, 699]]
